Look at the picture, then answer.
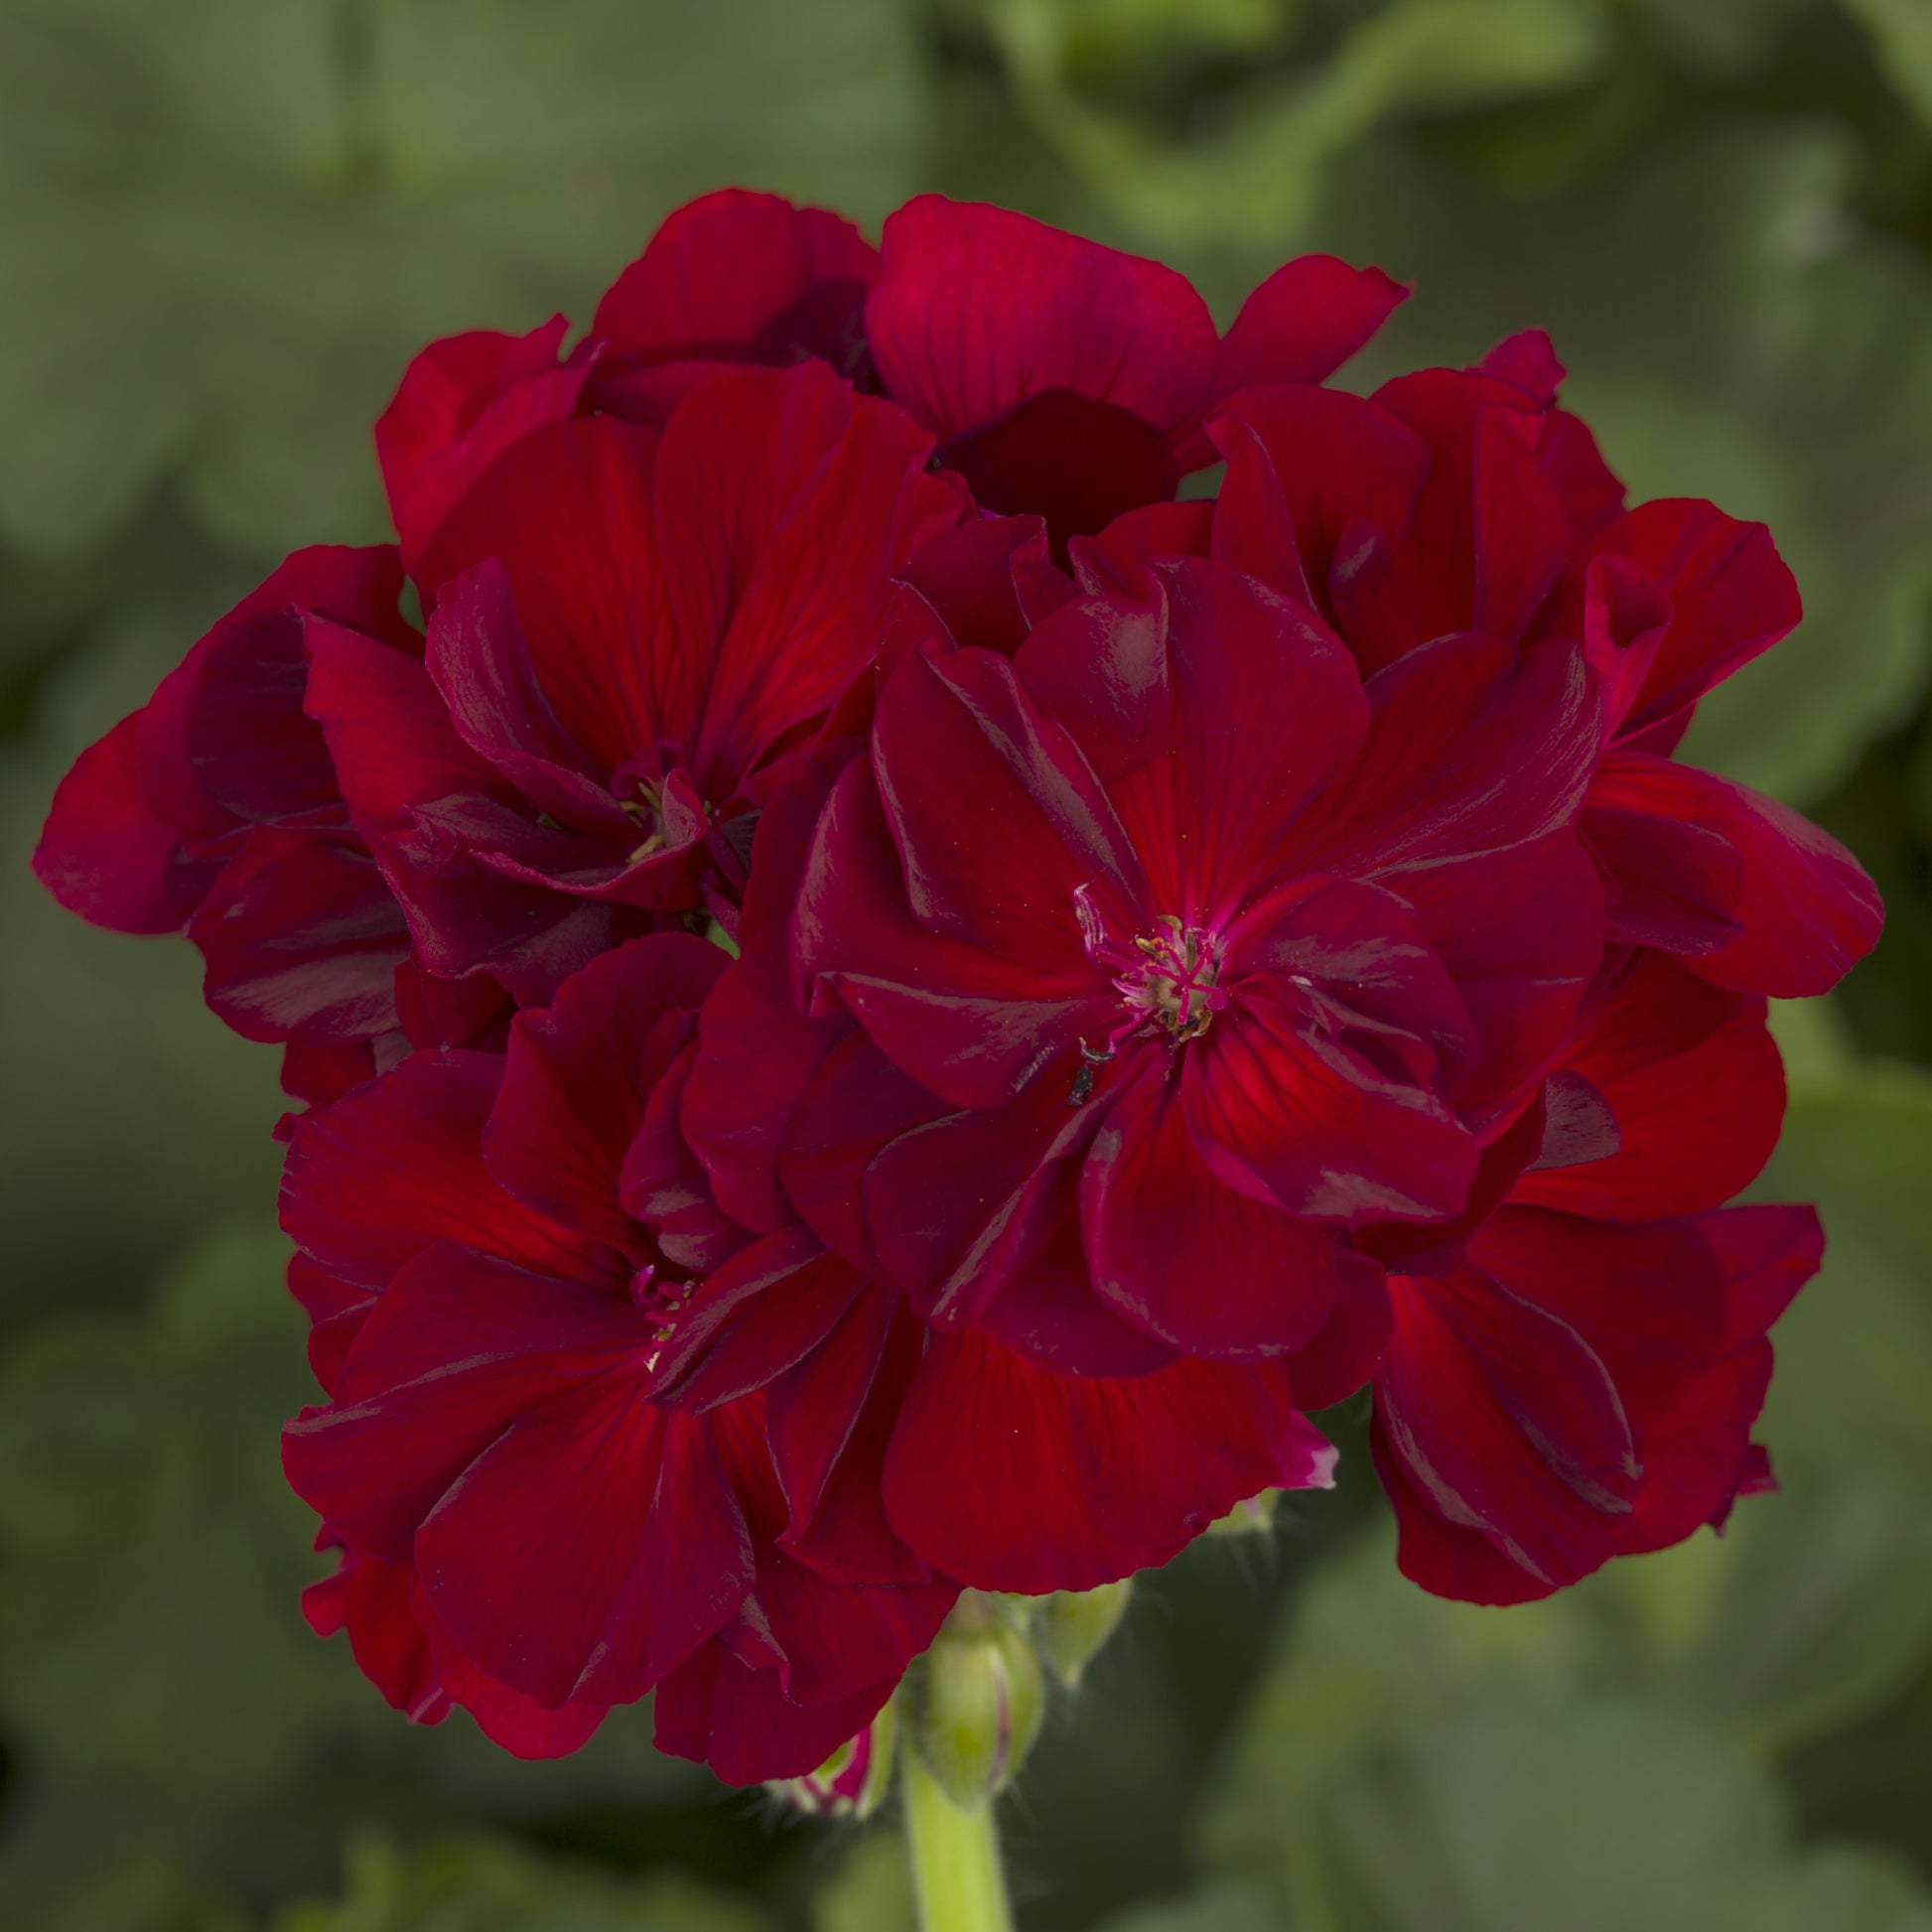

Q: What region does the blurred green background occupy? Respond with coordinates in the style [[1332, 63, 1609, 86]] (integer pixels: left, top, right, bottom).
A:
[[4, 1, 1932, 1926]]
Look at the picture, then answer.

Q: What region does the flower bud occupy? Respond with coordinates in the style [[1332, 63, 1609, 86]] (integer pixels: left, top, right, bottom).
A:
[[1204, 1489, 1278, 1537], [1030, 1580, 1133, 1687], [911, 1597, 1044, 1808], [768, 1698, 897, 1821]]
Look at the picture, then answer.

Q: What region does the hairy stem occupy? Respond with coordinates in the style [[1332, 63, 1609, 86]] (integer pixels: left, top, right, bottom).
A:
[[902, 1747, 1014, 1932]]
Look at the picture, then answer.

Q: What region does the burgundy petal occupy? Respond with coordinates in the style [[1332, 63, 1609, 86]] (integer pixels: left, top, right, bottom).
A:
[[1585, 498, 1802, 731], [1082, 1061, 1342, 1357], [281, 1051, 613, 1293], [593, 189, 878, 370], [1209, 383, 1430, 617], [884, 1325, 1329, 1592], [489, 933, 726, 1254], [283, 1246, 665, 1564], [32, 711, 207, 933], [1590, 753, 1881, 997], [652, 1641, 896, 1786], [375, 319, 591, 575], [1512, 953, 1785, 1222], [867, 196, 1219, 444]]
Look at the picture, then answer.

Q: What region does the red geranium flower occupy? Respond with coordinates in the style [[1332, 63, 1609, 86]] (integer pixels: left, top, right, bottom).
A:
[[308, 360, 961, 1005], [781, 552, 1603, 1371], [30, 183, 1883, 1788], [649, 754, 1341, 1597], [281, 935, 954, 1780], [1369, 947, 1822, 1601], [1208, 333, 1883, 995]]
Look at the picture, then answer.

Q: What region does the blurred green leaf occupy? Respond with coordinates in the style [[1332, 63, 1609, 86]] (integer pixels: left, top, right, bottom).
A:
[[967, 0, 1614, 245], [1624, 0, 1813, 72], [1096, 1882, 1286, 1932], [18, 1860, 246, 1932], [809, 1836, 913, 1932], [0, 1221, 346, 1801], [1755, 1058, 1932, 1494], [0, 0, 922, 559], [1843, 0, 1932, 127], [1296, 1705, 1932, 1932], [275, 1835, 765, 1932], [1206, 1516, 1928, 1889]]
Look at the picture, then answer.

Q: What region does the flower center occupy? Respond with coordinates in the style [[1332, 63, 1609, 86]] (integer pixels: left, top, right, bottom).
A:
[[1124, 917, 1223, 1041], [621, 778, 671, 863], [1073, 887, 1228, 1074]]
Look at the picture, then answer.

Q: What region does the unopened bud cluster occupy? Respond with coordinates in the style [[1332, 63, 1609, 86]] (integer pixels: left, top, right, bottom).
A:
[[767, 1579, 1142, 1823], [909, 1581, 1137, 1809]]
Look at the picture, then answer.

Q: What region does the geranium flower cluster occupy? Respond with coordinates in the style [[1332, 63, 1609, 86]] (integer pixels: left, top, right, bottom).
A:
[[35, 192, 1881, 1784]]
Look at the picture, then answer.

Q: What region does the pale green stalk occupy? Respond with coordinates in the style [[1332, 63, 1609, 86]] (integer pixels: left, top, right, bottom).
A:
[[901, 1746, 1014, 1932]]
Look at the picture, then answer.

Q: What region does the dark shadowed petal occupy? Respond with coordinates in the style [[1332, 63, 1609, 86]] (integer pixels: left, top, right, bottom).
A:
[[685, 926, 848, 1237], [766, 1285, 937, 1585], [780, 1031, 951, 1272], [938, 389, 1180, 554], [623, 1035, 751, 1276]]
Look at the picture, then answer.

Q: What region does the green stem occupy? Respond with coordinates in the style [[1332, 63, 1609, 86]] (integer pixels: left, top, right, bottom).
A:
[[902, 1748, 1014, 1932]]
